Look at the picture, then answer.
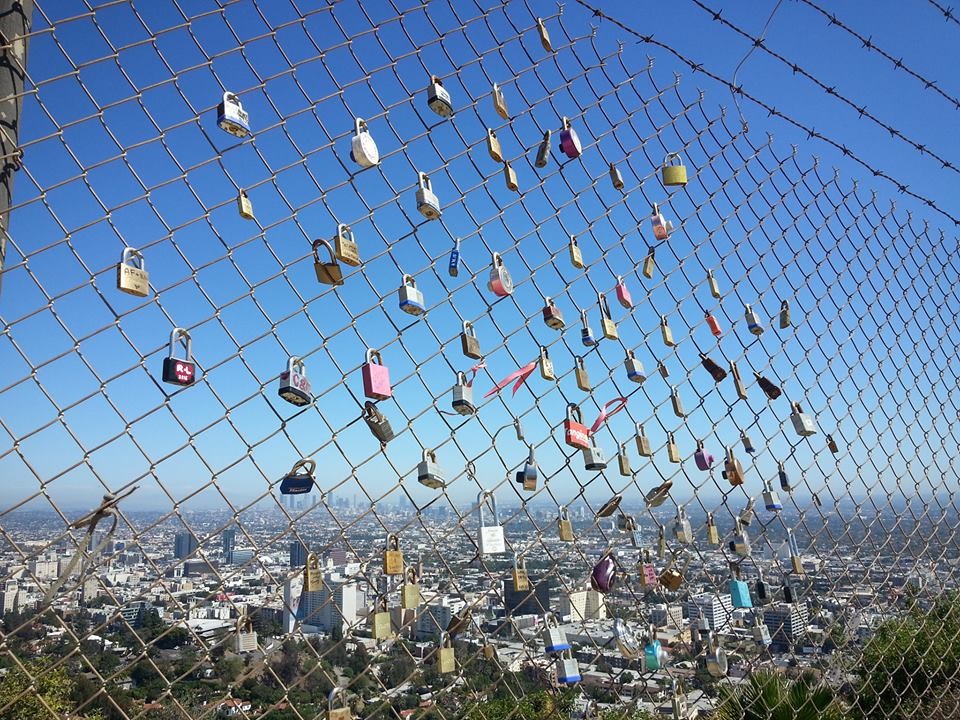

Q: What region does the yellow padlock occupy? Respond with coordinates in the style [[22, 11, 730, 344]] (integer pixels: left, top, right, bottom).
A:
[[512, 553, 529, 591], [383, 533, 404, 575], [327, 687, 352, 720], [437, 631, 456, 674], [661, 152, 688, 187]]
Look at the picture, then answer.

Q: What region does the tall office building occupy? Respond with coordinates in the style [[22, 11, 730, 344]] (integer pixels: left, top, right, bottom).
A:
[[222, 527, 237, 556], [763, 602, 810, 647], [687, 593, 734, 633], [415, 596, 467, 641], [505, 578, 553, 616], [296, 572, 359, 634], [559, 588, 607, 621], [289, 540, 308, 568], [174, 531, 199, 560]]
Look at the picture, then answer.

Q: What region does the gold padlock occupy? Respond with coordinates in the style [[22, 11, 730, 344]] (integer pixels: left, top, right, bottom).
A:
[[667, 433, 680, 463], [486, 128, 503, 163], [539, 346, 555, 381], [512, 554, 529, 591], [504, 162, 518, 192], [618, 443, 632, 476], [569, 235, 584, 268], [636, 423, 653, 457], [643, 246, 655, 278], [659, 554, 690, 591], [401, 566, 421, 609], [661, 315, 675, 347], [116, 247, 150, 297], [730, 361, 748, 400], [492, 82, 509, 120], [327, 687, 352, 720], [371, 597, 392, 640], [312, 238, 344, 286], [237, 189, 255, 220], [483, 642, 497, 660], [557, 506, 574, 542], [598, 292, 617, 340], [536, 17, 553, 52], [574, 356, 590, 391], [304, 552, 322, 592], [383, 533, 404, 575], [706, 513, 720, 545], [438, 632, 456, 674], [334, 223, 360, 267], [661, 152, 688, 186]]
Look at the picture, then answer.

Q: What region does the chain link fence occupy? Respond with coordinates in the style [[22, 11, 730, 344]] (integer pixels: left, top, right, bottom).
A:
[[1, 1, 958, 719]]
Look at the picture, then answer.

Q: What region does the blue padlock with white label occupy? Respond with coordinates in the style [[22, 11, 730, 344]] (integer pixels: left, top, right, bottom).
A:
[[448, 238, 461, 277], [580, 309, 596, 346], [217, 91, 250, 138]]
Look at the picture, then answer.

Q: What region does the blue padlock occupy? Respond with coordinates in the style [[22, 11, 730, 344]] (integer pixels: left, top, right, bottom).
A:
[[729, 568, 753, 609], [580, 309, 596, 346]]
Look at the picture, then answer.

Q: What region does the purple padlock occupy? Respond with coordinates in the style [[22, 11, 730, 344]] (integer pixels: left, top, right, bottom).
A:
[[590, 549, 617, 593], [559, 116, 582, 159], [694, 440, 714, 471]]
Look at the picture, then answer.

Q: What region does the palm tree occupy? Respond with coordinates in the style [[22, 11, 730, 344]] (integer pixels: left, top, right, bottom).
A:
[[714, 670, 847, 720]]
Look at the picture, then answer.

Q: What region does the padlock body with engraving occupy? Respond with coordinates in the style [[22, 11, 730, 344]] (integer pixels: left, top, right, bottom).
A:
[[438, 646, 456, 674], [543, 304, 565, 329], [582, 442, 607, 471], [117, 252, 149, 297], [479, 524, 506, 555], [402, 581, 421, 609], [371, 610, 393, 639], [364, 405, 394, 443], [217, 93, 250, 137], [162, 357, 196, 386], [279, 366, 312, 406], [791, 410, 818, 436], [280, 471, 314, 495], [416, 186, 441, 219], [461, 328, 481, 358]]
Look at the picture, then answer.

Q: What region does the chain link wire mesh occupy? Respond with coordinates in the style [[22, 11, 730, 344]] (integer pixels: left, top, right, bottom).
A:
[[1, 1, 958, 719]]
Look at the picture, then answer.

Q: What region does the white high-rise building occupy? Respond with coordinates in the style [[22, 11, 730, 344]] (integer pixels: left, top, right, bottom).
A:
[[283, 571, 359, 635], [687, 593, 733, 633], [763, 602, 810, 644], [414, 596, 466, 641], [559, 589, 607, 621]]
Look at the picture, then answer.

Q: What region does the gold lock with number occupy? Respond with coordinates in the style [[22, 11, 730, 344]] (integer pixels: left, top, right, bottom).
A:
[[574, 355, 590, 391], [334, 223, 360, 267], [492, 82, 509, 119], [486, 128, 503, 163], [643, 246, 655, 278], [383, 533, 404, 575], [438, 632, 456, 674], [327, 687, 352, 720], [402, 566, 421, 609], [371, 597, 392, 640], [237, 189, 255, 220], [661, 152, 688, 186], [569, 235, 584, 268], [512, 553, 529, 591], [557, 506, 574, 542], [304, 552, 322, 592]]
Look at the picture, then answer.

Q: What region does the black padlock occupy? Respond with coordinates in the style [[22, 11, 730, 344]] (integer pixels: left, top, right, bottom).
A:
[[280, 458, 316, 495]]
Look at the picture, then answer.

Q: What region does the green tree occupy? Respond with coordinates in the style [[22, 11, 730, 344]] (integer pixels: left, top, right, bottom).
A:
[[715, 670, 847, 720], [0, 661, 77, 720]]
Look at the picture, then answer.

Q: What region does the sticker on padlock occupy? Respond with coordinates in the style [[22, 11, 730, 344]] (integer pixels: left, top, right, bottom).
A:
[[512, 553, 529, 591], [706, 513, 720, 545], [363, 402, 394, 444], [615, 276, 633, 308], [694, 440, 714, 470], [415, 171, 441, 219], [557, 506, 574, 542], [609, 162, 624, 189], [327, 687, 353, 720], [643, 246, 656, 278], [334, 223, 360, 267], [117, 247, 150, 297], [304, 552, 322, 592], [162, 328, 197, 386], [417, 449, 445, 489], [574, 355, 591, 391], [237, 189, 255, 220], [705, 311, 723, 338], [350, 117, 379, 167], [756, 372, 782, 401], [487, 252, 514, 296], [536, 17, 553, 52], [539, 346, 555, 381], [650, 204, 673, 240], [279, 356, 313, 406], [569, 235, 584, 268], [661, 152, 688, 186], [542, 296, 565, 330], [729, 564, 753, 608], [722, 447, 744, 486], [559, 116, 582, 159], [427, 74, 452, 116], [673, 507, 693, 544], [744, 303, 764, 335], [486, 128, 503, 163], [542, 611, 571, 652], [661, 315, 675, 347], [448, 238, 461, 277], [731, 361, 748, 400], [398, 274, 425, 315], [638, 550, 658, 586], [617, 443, 632, 476], [515, 444, 538, 490], [563, 403, 590, 449], [624, 349, 646, 383], [312, 238, 344, 286], [645, 481, 672, 509], [460, 320, 482, 359], [217, 91, 250, 137], [401, 566, 421, 609], [555, 650, 581, 684], [700, 353, 727, 382], [590, 548, 617, 593], [535, 129, 552, 168], [437, 632, 456, 674], [582, 438, 606, 471], [635, 423, 653, 457], [598, 292, 618, 340], [492, 82, 509, 119], [580, 309, 596, 346], [361, 349, 391, 400], [763, 479, 783, 511], [503, 162, 519, 192], [383, 533, 404, 575], [790, 402, 818, 436], [477, 490, 506, 554], [280, 458, 315, 495]]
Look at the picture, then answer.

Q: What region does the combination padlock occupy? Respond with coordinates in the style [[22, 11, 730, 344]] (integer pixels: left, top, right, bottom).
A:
[[763, 479, 783, 511], [744, 303, 764, 335], [756, 373, 782, 401], [700, 353, 727, 382], [460, 320, 482, 359], [539, 345, 555, 380], [486, 128, 503, 163], [569, 235, 584, 268], [279, 356, 312, 406], [417, 449, 445, 489], [334, 223, 360, 267], [650, 204, 673, 240], [542, 296, 565, 329], [534, 129, 551, 168], [237, 189, 254, 220], [492, 81, 509, 118], [452, 371, 475, 415], [557, 506, 574, 542], [350, 117, 379, 167], [559, 116, 582, 158], [661, 315, 675, 346], [574, 355, 590, 391], [217, 91, 250, 137], [117, 247, 149, 297], [383, 533, 404, 575], [563, 403, 590, 449], [779, 299, 791, 328], [280, 458, 315, 495], [536, 17, 553, 52], [590, 549, 617, 593], [398, 274, 426, 315], [707, 269, 722, 298], [635, 423, 653, 457], [361, 349, 392, 400], [705, 311, 723, 337], [790, 402, 818, 436], [162, 327, 197, 386], [312, 238, 344, 286], [643, 246, 656, 278], [598, 292, 617, 339], [615, 276, 632, 308], [582, 438, 607, 471], [661, 152, 688, 186], [722, 447, 744, 486], [448, 238, 461, 277], [427, 74, 452, 116], [487, 252, 513, 296], [415, 171, 441, 219], [516, 444, 538, 490], [477, 490, 506, 554], [609, 162, 624, 189], [624, 349, 645, 383], [503, 162, 519, 192], [362, 402, 394, 443], [694, 440, 714, 471], [580, 309, 596, 346]]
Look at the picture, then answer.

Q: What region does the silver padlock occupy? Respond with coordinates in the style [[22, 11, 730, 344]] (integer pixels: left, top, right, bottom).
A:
[[739, 497, 756, 528], [705, 633, 728, 678], [542, 612, 570, 652], [116, 247, 149, 297], [477, 490, 506, 554], [427, 74, 452, 117], [278, 356, 312, 406], [555, 651, 581, 684], [350, 117, 380, 167], [535, 129, 551, 168], [516, 444, 538, 490], [609, 162, 624, 190], [762, 479, 782, 511], [415, 171, 441, 219], [625, 350, 645, 383], [753, 614, 772, 646], [363, 402, 394, 443], [673, 507, 693, 544], [398, 274, 426, 315], [790, 402, 818, 436], [217, 91, 250, 137], [582, 438, 607, 471], [744, 303, 764, 335], [452, 371, 475, 415], [487, 252, 514, 297], [417, 449, 445, 489]]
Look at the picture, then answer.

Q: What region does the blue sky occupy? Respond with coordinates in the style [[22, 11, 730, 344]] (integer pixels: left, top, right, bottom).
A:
[[1, 0, 958, 522]]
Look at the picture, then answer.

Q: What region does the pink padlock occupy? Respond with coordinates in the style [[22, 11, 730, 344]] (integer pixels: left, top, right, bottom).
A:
[[615, 276, 633, 309], [361, 348, 392, 400], [694, 440, 714, 471], [487, 252, 513, 297], [650, 203, 673, 240], [559, 116, 582, 159]]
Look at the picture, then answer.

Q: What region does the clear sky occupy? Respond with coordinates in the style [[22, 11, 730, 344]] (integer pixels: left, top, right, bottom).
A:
[[1, 0, 958, 524]]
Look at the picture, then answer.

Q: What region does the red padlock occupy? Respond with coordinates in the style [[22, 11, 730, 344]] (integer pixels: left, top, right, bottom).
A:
[[705, 312, 722, 337], [362, 348, 392, 400], [615, 276, 633, 309], [563, 403, 590, 449]]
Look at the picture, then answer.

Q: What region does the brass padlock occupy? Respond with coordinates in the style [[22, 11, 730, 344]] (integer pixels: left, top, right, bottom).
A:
[[659, 553, 690, 591], [618, 443, 632, 476], [643, 246, 655, 278], [237, 189, 255, 220], [730, 361, 748, 400], [437, 632, 457, 674], [383, 533, 404, 575], [574, 355, 590, 391], [557, 506, 574, 542], [483, 643, 497, 660], [312, 238, 344, 286], [706, 513, 720, 545], [539, 346, 555, 381], [536, 17, 553, 52], [661, 152, 688, 186], [486, 128, 503, 163], [635, 423, 653, 457], [661, 315, 675, 347], [304, 552, 322, 592], [504, 162, 518, 192], [334, 223, 360, 267], [707, 269, 721, 298], [117, 247, 150, 297], [492, 82, 509, 119], [512, 553, 529, 591], [667, 432, 680, 463], [401, 566, 421, 609], [460, 320, 482, 359], [327, 687, 352, 720], [598, 292, 617, 340], [670, 386, 685, 417], [569, 235, 584, 268], [370, 597, 392, 640]]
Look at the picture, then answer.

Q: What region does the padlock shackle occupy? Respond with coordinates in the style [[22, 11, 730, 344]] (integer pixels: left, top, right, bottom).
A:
[[487, 127, 497, 140], [491, 251, 503, 267], [430, 74, 443, 86], [543, 611, 559, 627], [422, 448, 436, 463], [121, 246, 145, 269], [365, 348, 383, 366], [476, 490, 487, 525], [561, 116, 571, 129], [312, 237, 336, 262], [527, 444, 536, 464], [663, 152, 682, 166], [580, 308, 590, 328], [598, 292, 610, 318], [539, 345, 549, 360], [401, 273, 417, 288], [287, 355, 305, 374], [337, 222, 353, 241], [462, 319, 475, 335], [223, 91, 240, 104], [566, 402, 582, 423], [570, 234, 578, 248], [405, 565, 418, 583], [354, 117, 367, 134], [168, 327, 192, 359], [557, 505, 568, 520], [418, 171, 431, 190], [386, 533, 400, 551], [455, 370, 468, 384], [328, 686, 348, 711], [574, 355, 584, 368], [288, 457, 316, 476], [363, 401, 383, 420], [513, 552, 525, 569], [306, 552, 319, 570]]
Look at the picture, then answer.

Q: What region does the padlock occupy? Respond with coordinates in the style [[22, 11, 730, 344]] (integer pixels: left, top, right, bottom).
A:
[[661, 152, 688, 186], [670, 386, 685, 417], [569, 235, 584, 268], [590, 549, 617, 593], [327, 687, 352, 720], [417, 449, 445, 489], [235, 189, 255, 220], [371, 597, 393, 640], [783, 576, 798, 605], [448, 238, 461, 277], [280, 458, 315, 495], [643, 246, 656, 278], [574, 355, 591, 391], [753, 614, 772, 646], [415, 171, 441, 219], [558, 116, 582, 159], [790, 402, 818, 436], [659, 554, 690, 591], [776, 299, 791, 330], [596, 494, 622, 518], [755, 570, 768, 603], [650, 204, 673, 240], [217, 91, 250, 137], [563, 404, 590, 449], [333, 223, 360, 267], [656, 525, 667, 559], [644, 629, 668, 670], [635, 423, 653, 457], [694, 440, 714, 471], [667, 433, 681, 464], [700, 353, 727, 382], [350, 117, 379, 167], [363, 402, 394, 443], [398, 274, 426, 315], [624, 349, 646, 383], [617, 443, 632, 476], [744, 303, 764, 335], [741, 431, 756, 454], [729, 564, 752, 608], [402, 566, 422, 609], [661, 315, 675, 346], [582, 439, 607, 471], [539, 345, 555, 381], [812, 492, 821, 506], [486, 128, 503, 163], [304, 552, 322, 592], [705, 634, 728, 678], [117, 247, 150, 297], [658, 361, 669, 378], [477, 490, 506, 554], [739, 497, 756, 528], [827, 433, 839, 454], [383, 533, 404, 575], [446, 608, 473, 638], [609, 162, 624, 189], [756, 373, 782, 401], [673, 507, 693, 544], [616, 512, 632, 532], [613, 617, 640, 659], [437, 632, 456, 674], [598, 293, 618, 339], [788, 529, 805, 575], [628, 516, 644, 547], [460, 320, 482, 359], [555, 650, 581, 684], [671, 679, 687, 719], [542, 296, 565, 330], [707, 269, 722, 299], [762, 479, 782, 511], [722, 447, 744, 486], [557, 506, 574, 542], [503, 162, 519, 192], [731, 361, 748, 400], [535, 129, 552, 168], [536, 17, 553, 52], [512, 553, 529, 591], [778, 461, 792, 492], [279, 356, 313, 406], [516, 444, 538, 491], [311, 238, 344, 286], [706, 513, 719, 545], [162, 327, 197, 386], [487, 252, 513, 296], [731, 518, 751, 557], [704, 312, 722, 338], [482, 643, 497, 660], [638, 550, 658, 586], [615, 276, 633, 308], [426, 74, 452, 117], [361, 349, 392, 400]]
